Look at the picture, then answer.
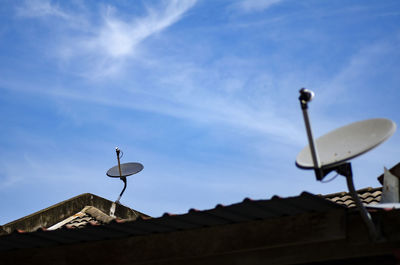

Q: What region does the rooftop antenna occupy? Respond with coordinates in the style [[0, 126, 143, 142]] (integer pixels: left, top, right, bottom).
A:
[[296, 88, 396, 241], [106, 147, 143, 204]]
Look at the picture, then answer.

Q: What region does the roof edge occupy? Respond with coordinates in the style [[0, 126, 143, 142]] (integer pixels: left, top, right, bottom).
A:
[[1, 193, 148, 235]]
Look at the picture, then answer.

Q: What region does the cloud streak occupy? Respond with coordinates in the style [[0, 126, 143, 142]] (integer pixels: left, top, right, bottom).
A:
[[84, 0, 196, 59], [232, 0, 283, 13], [17, 0, 197, 78], [55, 0, 197, 77], [16, 0, 70, 19], [0, 63, 304, 149]]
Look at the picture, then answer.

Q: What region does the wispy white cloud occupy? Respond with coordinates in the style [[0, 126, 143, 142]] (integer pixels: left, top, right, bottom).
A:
[[16, 0, 70, 19], [55, 0, 197, 77], [15, 0, 197, 78], [232, 0, 283, 13], [84, 0, 196, 59]]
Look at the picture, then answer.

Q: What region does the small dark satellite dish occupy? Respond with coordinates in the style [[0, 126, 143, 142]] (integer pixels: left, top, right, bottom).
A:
[[296, 88, 396, 241], [106, 147, 143, 204], [107, 162, 144, 178]]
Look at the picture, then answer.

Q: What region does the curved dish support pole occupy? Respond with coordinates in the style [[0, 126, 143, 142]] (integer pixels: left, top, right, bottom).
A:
[[116, 177, 127, 204], [339, 163, 380, 241]]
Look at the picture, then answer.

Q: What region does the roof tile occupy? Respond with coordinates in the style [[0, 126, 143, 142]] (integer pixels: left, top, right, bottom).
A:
[[323, 187, 382, 208]]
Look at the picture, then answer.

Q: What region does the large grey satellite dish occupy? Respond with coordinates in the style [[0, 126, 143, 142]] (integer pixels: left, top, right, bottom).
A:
[[296, 118, 396, 169], [296, 88, 396, 242], [106, 147, 143, 204]]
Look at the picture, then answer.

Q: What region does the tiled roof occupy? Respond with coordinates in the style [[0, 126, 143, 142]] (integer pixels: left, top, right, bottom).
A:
[[323, 187, 382, 208], [65, 213, 97, 229], [324, 162, 399, 207], [47, 206, 116, 230], [0, 192, 345, 252]]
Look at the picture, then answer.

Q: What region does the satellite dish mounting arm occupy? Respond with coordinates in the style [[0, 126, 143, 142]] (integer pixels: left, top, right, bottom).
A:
[[299, 88, 325, 180], [115, 147, 128, 204]]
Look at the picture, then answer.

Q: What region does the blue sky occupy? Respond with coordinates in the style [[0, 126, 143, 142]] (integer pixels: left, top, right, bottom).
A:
[[1, 0, 400, 224]]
